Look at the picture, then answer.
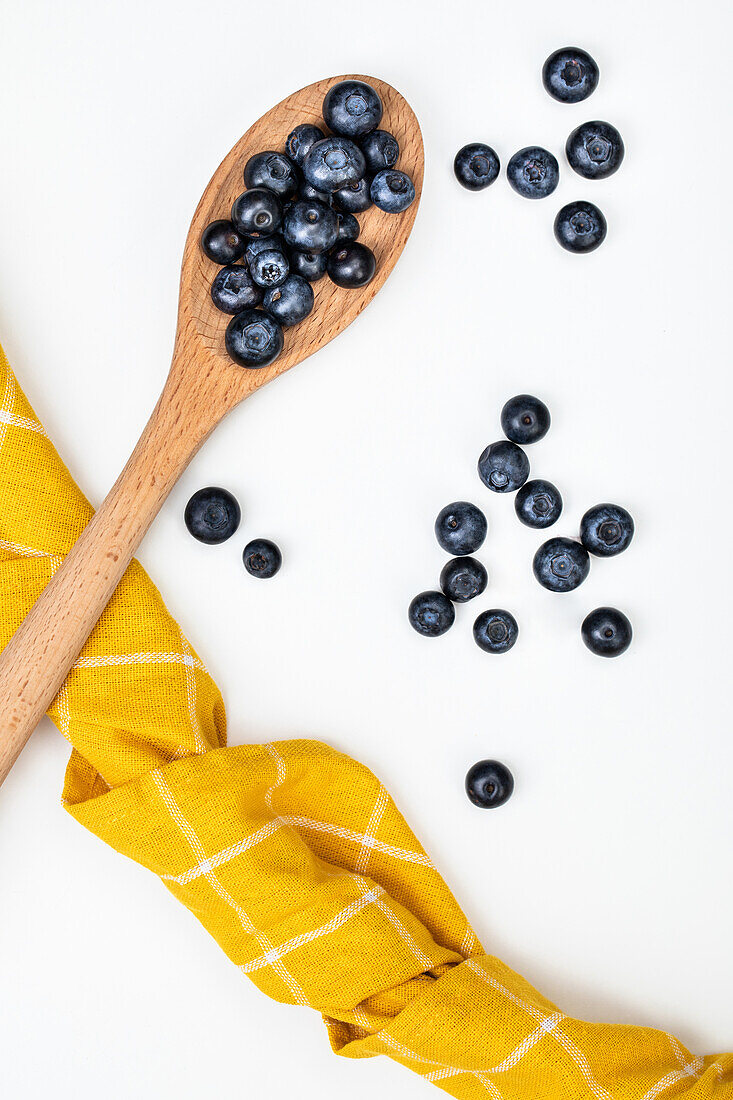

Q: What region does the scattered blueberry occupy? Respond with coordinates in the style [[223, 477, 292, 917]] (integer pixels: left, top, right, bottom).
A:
[[478, 440, 530, 493], [435, 501, 487, 555], [201, 219, 245, 265], [454, 143, 500, 191], [245, 233, 285, 264], [473, 610, 519, 654], [581, 606, 633, 657], [360, 129, 399, 174], [507, 147, 560, 199], [225, 309, 283, 369], [327, 242, 376, 289], [515, 480, 563, 529], [184, 487, 240, 544], [332, 177, 372, 213], [243, 537, 282, 579], [335, 212, 360, 243], [501, 394, 551, 445], [210, 265, 263, 314], [408, 590, 455, 637], [230, 188, 282, 239], [465, 759, 514, 807], [370, 169, 416, 213], [243, 151, 299, 199], [533, 537, 590, 592], [249, 247, 290, 288], [285, 123, 325, 166], [303, 136, 366, 193], [566, 120, 625, 180], [323, 80, 383, 138], [580, 503, 634, 557], [283, 199, 339, 254], [289, 249, 329, 282], [554, 201, 607, 253], [440, 557, 488, 602], [542, 47, 599, 103], [263, 274, 314, 327]]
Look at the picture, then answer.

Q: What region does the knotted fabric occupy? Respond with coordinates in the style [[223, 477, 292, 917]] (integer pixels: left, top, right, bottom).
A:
[[1, 342, 730, 1099]]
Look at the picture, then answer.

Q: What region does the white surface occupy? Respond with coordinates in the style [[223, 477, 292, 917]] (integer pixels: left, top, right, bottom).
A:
[[1, 1, 731, 1095]]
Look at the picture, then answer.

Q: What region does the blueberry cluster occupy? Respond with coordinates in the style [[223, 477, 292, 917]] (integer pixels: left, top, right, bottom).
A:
[[200, 80, 416, 370], [184, 487, 281, 579], [453, 47, 624, 254]]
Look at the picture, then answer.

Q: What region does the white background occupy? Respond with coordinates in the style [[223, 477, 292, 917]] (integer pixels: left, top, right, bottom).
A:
[[1, 0, 731, 1096]]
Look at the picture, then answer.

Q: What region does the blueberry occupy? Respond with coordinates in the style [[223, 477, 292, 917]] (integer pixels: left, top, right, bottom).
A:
[[283, 199, 339, 254], [289, 249, 329, 282], [566, 121, 624, 180], [335, 212, 360, 243], [454, 143, 500, 191], [210, 264, 263, 314], [581, 607, 633, 657], [533, 537, 590, 592], [542, 47, 599, 103], [473, 610, 519, 654], [515, 480, 563, 529], [245, 233, 286, 265], [332, 177, 372, 214], [477, 440, 530, 493], [327, 242, 376, 289], [580, 503, 634, 557], [249, 247, 290, 288], [370, 170, 415, 213], [230, 188, 282, 239], [243, 151, 299, 199], [299, 180, 332, 204], [243, 537, 282, 579], [507, 147, 559, 199], [225, 308, 283, 369], [435, 501, 487, 555], [303, 136, 366, 193], [465, 759, 514, 807], [263, 274, 314, 327], [501, 394, 551, 445], [408, 591, 455, 637], [285, 123, 325, 166], [184, 487, 240, 544], [440, 556, 488, 603], [360, 129, 399, 174], [554, 201, 607, 254], [200, 219, 245, 264], [323, 80, 383, 138]]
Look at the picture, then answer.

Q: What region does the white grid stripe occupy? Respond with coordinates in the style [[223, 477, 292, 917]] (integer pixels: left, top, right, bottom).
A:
[[354, 786, 389, 875], [371, 893, 433, 971], [378, 1032, 503, 1097], [279, 814, 434, 868], [179, 634, 208, 756], [160, 820, 282, 885], [0, 408, 47, 436], [0, 366, 16, 457], [0, 535, 64, 570], [72, 651, 208, 672]]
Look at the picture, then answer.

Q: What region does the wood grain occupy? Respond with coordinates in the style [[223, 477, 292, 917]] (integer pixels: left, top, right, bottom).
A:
[[0, 74, 424, 786]]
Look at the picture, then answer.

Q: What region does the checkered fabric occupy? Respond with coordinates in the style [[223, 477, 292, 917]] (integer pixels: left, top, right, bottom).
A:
[[1, 341, 731, 1099]]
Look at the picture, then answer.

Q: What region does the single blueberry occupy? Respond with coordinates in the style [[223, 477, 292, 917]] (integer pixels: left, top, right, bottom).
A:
[[245, 233, 285, 265], [289, 249, 329, 282], [533, 537, 590, 592], [323, 80, 383, 138], [465, 759, 514, 807], [370, 169, 416, 213], [303, 136, 366, 194], [454, 143, 500, 191], [435, 501, 487, 555], [249, 248, 290, 288], [332, 177, 372, 214], [243, 537, 282, 578], [263, 274, 314, 327], [477, 440, 530, 493], [285, 123, 325, 166], [243, 151, 299, 199], [580, 503, 634, 557], [225, 308, 283, 369], [210, 264, 263, 314], [566, 121, 624, 180], [360, 129, 399, 174], [335, 212, 360, 243], [473, 610, 519, 654], [507, 147, 560, 199], [440, 556, 488, 603], [515, 480, 563, 529], [283, 199, 339, 255], [184, 487, 240, 544], [581, 607, 633, 657], [200, 219, 245, 264], [327, 242, 376, 289], [501, 394, 551, 444], [554, 201, 607, 253], [542, 47, 600, 103], [230, 188, 282, 239], [408, 590, 455, 637]]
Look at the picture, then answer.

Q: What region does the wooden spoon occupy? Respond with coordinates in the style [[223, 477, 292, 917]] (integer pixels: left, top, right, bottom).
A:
[[0, 74, 423, 786]]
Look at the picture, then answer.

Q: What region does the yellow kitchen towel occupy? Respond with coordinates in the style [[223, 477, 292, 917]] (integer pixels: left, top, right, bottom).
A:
[[1, 342, 730, 1099]]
